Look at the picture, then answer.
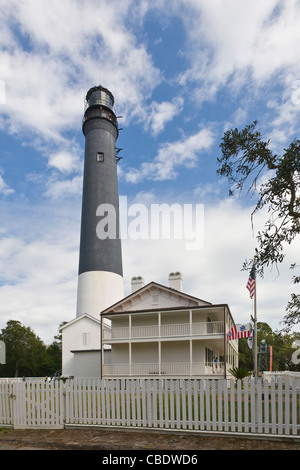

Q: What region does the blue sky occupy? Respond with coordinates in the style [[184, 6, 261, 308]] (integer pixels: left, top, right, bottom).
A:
[[0, 0, 299, 344]]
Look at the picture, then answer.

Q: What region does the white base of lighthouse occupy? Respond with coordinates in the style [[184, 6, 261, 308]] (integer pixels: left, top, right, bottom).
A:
[[76, 271, 124, 319]]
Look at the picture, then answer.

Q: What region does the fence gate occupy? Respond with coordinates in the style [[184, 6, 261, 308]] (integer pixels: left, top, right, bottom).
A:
[[12, 380, 64, 429]]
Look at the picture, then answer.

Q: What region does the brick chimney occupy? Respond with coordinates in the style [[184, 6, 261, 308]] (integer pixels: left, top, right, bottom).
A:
[[131, 276, 145, 293], [168, 272, 183, 292]]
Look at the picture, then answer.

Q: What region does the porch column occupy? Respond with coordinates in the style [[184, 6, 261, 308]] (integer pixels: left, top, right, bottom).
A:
[[158, 341, 161, 375], [189, 340, 193, 376], [129, 315, 132, 376], [158, 312, 161, 375], [129, 314, 131, 339], [158, 312, 161, 337], [189, 311, 193, 376], [223, 306, 226, 379], [100, 315, 103, 379]]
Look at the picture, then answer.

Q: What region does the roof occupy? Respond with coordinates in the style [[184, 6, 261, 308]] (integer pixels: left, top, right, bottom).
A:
[[101, 281, 212, 315], [60, 313, 111, 330]]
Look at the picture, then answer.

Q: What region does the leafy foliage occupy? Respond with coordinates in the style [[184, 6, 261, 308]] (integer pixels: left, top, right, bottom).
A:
[[218, 121, 300, 330], [238, 322, 300, 372], [0, 320, 62, 377], [229, 366, 251, 381]]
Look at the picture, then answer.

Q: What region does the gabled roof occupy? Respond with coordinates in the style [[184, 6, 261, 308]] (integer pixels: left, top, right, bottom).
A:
[[101, 281, 211, 315], [59, 313, 103, 330]]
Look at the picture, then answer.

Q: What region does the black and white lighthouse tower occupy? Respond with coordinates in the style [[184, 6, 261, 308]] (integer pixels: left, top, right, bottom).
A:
[[76, 85, 124, 319]]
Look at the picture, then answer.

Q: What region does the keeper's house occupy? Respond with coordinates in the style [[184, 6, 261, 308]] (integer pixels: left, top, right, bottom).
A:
[[101, 273, 238, 379]]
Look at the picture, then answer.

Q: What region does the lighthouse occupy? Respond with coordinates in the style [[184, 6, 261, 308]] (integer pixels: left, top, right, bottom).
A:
[[76, 85, 124, 319]]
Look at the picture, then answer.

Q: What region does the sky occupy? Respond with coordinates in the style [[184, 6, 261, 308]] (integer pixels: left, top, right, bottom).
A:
[[0, 0, 299, 345]]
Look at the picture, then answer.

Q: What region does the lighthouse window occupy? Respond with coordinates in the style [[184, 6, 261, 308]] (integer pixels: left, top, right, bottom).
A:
[[97, 152, 104, 162]]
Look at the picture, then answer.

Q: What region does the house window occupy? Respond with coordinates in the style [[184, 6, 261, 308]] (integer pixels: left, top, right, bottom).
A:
[[96, 152, 104, 162], [205, 347, 214, 365], [152, 295, 159, 305], [82, 332, 90, 346]]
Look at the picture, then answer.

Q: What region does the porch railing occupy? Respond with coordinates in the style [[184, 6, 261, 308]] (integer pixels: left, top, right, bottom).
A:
[[102, 361, 225, 377], [103, 321, 224, 342]]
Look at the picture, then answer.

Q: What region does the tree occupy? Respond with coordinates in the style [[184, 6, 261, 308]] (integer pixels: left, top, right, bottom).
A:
[[44, 322, 67, 375], [0, 320, 48, 377], [45, 341, 62, 375], [238, 337, 254, 370], [0, 320, 66, 377], [217, 121, 300, 330], [237, 322, 300, 372]]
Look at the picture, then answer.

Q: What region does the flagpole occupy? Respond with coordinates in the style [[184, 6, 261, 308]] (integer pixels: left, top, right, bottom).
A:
[[253, 256, 258, 383]]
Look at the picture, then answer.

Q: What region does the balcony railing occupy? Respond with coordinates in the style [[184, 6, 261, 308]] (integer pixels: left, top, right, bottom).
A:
[[102, 362, 225, 377], [103, 321, 224, 342]]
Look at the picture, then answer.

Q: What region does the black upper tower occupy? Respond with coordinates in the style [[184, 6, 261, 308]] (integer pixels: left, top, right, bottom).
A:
[[78, 85, 123, 278]]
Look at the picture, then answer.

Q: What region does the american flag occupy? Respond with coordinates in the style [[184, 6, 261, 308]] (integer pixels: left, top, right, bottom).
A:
[[246, 264, 256, 298]]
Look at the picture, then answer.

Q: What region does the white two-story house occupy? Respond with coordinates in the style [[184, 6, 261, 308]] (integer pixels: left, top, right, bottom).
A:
[[101, 273, 238, 379]]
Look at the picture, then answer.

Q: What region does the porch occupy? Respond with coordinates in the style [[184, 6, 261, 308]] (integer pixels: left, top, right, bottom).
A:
[[102, 361, 225, 378], [102, 320, 224, 342]]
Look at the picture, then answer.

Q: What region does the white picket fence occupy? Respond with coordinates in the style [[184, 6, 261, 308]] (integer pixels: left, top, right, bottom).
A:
[[0, 379, 63, 428], [1, 377, 299, 437]]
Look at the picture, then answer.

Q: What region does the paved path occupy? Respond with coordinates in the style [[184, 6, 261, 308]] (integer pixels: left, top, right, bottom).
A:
[[0, 427, 299, 451]]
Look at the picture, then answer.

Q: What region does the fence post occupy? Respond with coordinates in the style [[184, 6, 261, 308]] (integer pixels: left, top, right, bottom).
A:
[[292, 378, 298, 435], [62, 381, 67, 428], [10, 382, 17, 428]]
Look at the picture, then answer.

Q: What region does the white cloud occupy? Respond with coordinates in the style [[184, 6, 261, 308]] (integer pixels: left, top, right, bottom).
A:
[[2, 47, 83, 141], [0, 0, 161, 155], [174, 0, 300, 102], [266, 89, 300, 148], [0, 200, 80, 344], [125, 126, 215, 183], [2, 0, 299, 162], [0, 173, 14, 196], [48, 151, 81, 174], [144, 97, 184, 135], [44, 175, 83, 199], [2, 0, 300, 143]]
